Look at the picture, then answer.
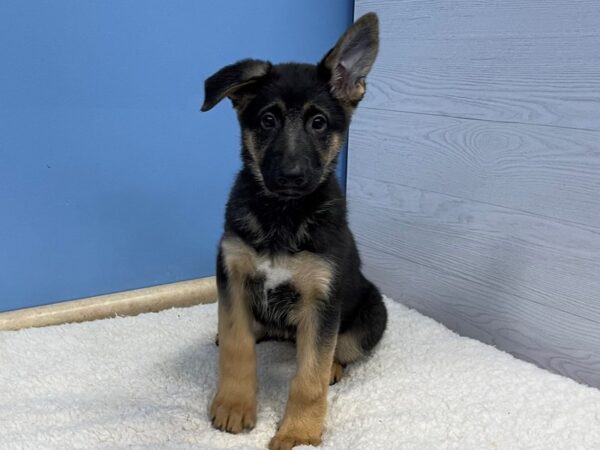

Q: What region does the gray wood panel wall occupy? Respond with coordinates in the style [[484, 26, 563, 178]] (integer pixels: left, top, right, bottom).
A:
[[348, 0, 600, 387]]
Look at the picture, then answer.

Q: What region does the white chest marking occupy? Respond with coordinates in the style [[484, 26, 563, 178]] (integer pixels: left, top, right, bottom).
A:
[[257, 259, 293, 291]]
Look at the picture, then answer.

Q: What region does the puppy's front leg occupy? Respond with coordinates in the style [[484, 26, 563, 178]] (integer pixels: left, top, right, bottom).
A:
[[210, 285, 257, 433], [269, 308, 337, 450]]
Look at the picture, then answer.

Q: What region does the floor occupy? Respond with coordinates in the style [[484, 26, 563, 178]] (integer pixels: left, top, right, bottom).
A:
[[1, 298, 599, 449]]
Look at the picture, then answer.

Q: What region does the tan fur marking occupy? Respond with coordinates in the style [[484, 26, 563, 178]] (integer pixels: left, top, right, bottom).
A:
[[355, 79, 366, 98], [329, 360, 344, 385], [319, 133, 344, 184], [290, 252, 333, 301], [242, 130, 271, 190], [299, 103, 344, 172], [222, 238, 333, 303], [242, 130, 263, 164], [334, 331, 365, 365], [325, 133, 342, 165], [211, 238, 258, 433], [221, 236, 258, 278], [269, 306, 336, 450]]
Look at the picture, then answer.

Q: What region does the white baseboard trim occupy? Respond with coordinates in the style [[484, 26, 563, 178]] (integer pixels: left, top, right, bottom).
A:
[[0, 277, 217, 331]]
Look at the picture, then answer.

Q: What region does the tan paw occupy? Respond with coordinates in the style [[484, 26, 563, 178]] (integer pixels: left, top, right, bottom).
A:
[[268, 431, 322, 450], [210, 392, 256, 433], [329, 361, 344, 385]]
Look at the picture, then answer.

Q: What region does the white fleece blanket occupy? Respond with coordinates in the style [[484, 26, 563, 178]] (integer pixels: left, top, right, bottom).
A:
[[1, 298, 599, 450]]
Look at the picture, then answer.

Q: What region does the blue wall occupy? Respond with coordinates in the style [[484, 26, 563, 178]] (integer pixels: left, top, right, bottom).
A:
[[0, 1, 353, 312]]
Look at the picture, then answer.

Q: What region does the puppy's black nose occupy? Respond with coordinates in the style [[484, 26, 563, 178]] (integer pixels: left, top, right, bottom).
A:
[[275, 166, 307, 189]]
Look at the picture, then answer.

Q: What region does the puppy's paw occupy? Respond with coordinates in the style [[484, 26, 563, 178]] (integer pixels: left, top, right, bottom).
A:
[[210, 391, 256, 433], [268, 431, 322, 450], [329, 361, 344, 385]]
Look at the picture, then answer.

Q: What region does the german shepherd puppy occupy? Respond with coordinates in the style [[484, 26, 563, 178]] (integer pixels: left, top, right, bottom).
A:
[[201, 13, 387, 450]]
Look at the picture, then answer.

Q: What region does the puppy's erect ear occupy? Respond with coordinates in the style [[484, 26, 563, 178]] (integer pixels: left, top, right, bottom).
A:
[[201, 59, 271, 112], [319, 12, 379, 103]]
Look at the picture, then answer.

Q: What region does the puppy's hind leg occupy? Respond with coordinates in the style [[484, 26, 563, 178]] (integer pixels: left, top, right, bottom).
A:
[[335, 276, 387, 366], [329, 360, 345, 385]]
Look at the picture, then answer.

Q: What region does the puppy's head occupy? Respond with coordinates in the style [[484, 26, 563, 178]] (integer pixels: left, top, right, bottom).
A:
[[201, 13, 379, 199]]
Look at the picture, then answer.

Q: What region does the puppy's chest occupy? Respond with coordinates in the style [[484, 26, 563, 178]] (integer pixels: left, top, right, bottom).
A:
[[221, 236, 334, 329], [247, 257, 300, 329]]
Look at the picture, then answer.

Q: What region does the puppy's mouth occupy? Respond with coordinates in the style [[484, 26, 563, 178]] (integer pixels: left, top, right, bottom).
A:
[[271, 188, 307, 199]]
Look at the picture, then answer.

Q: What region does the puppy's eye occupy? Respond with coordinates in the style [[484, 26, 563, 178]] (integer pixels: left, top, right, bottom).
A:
[[260, 112, 277, 130], [311, 115, 328, 131]]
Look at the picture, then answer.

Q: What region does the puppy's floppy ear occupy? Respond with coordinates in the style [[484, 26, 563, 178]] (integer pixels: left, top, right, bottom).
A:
[[201, 59, 271, 112], [319, 12, 379, 103]]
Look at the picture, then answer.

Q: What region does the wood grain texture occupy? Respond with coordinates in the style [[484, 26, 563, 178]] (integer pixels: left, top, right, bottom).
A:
[[348, 176, 600, 324], [350, 0, 600, 387], [349, 107, 600, 228], [355, 0, 600, 130], [357, 244, 600, 388], [348, 179, 600, 387]]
